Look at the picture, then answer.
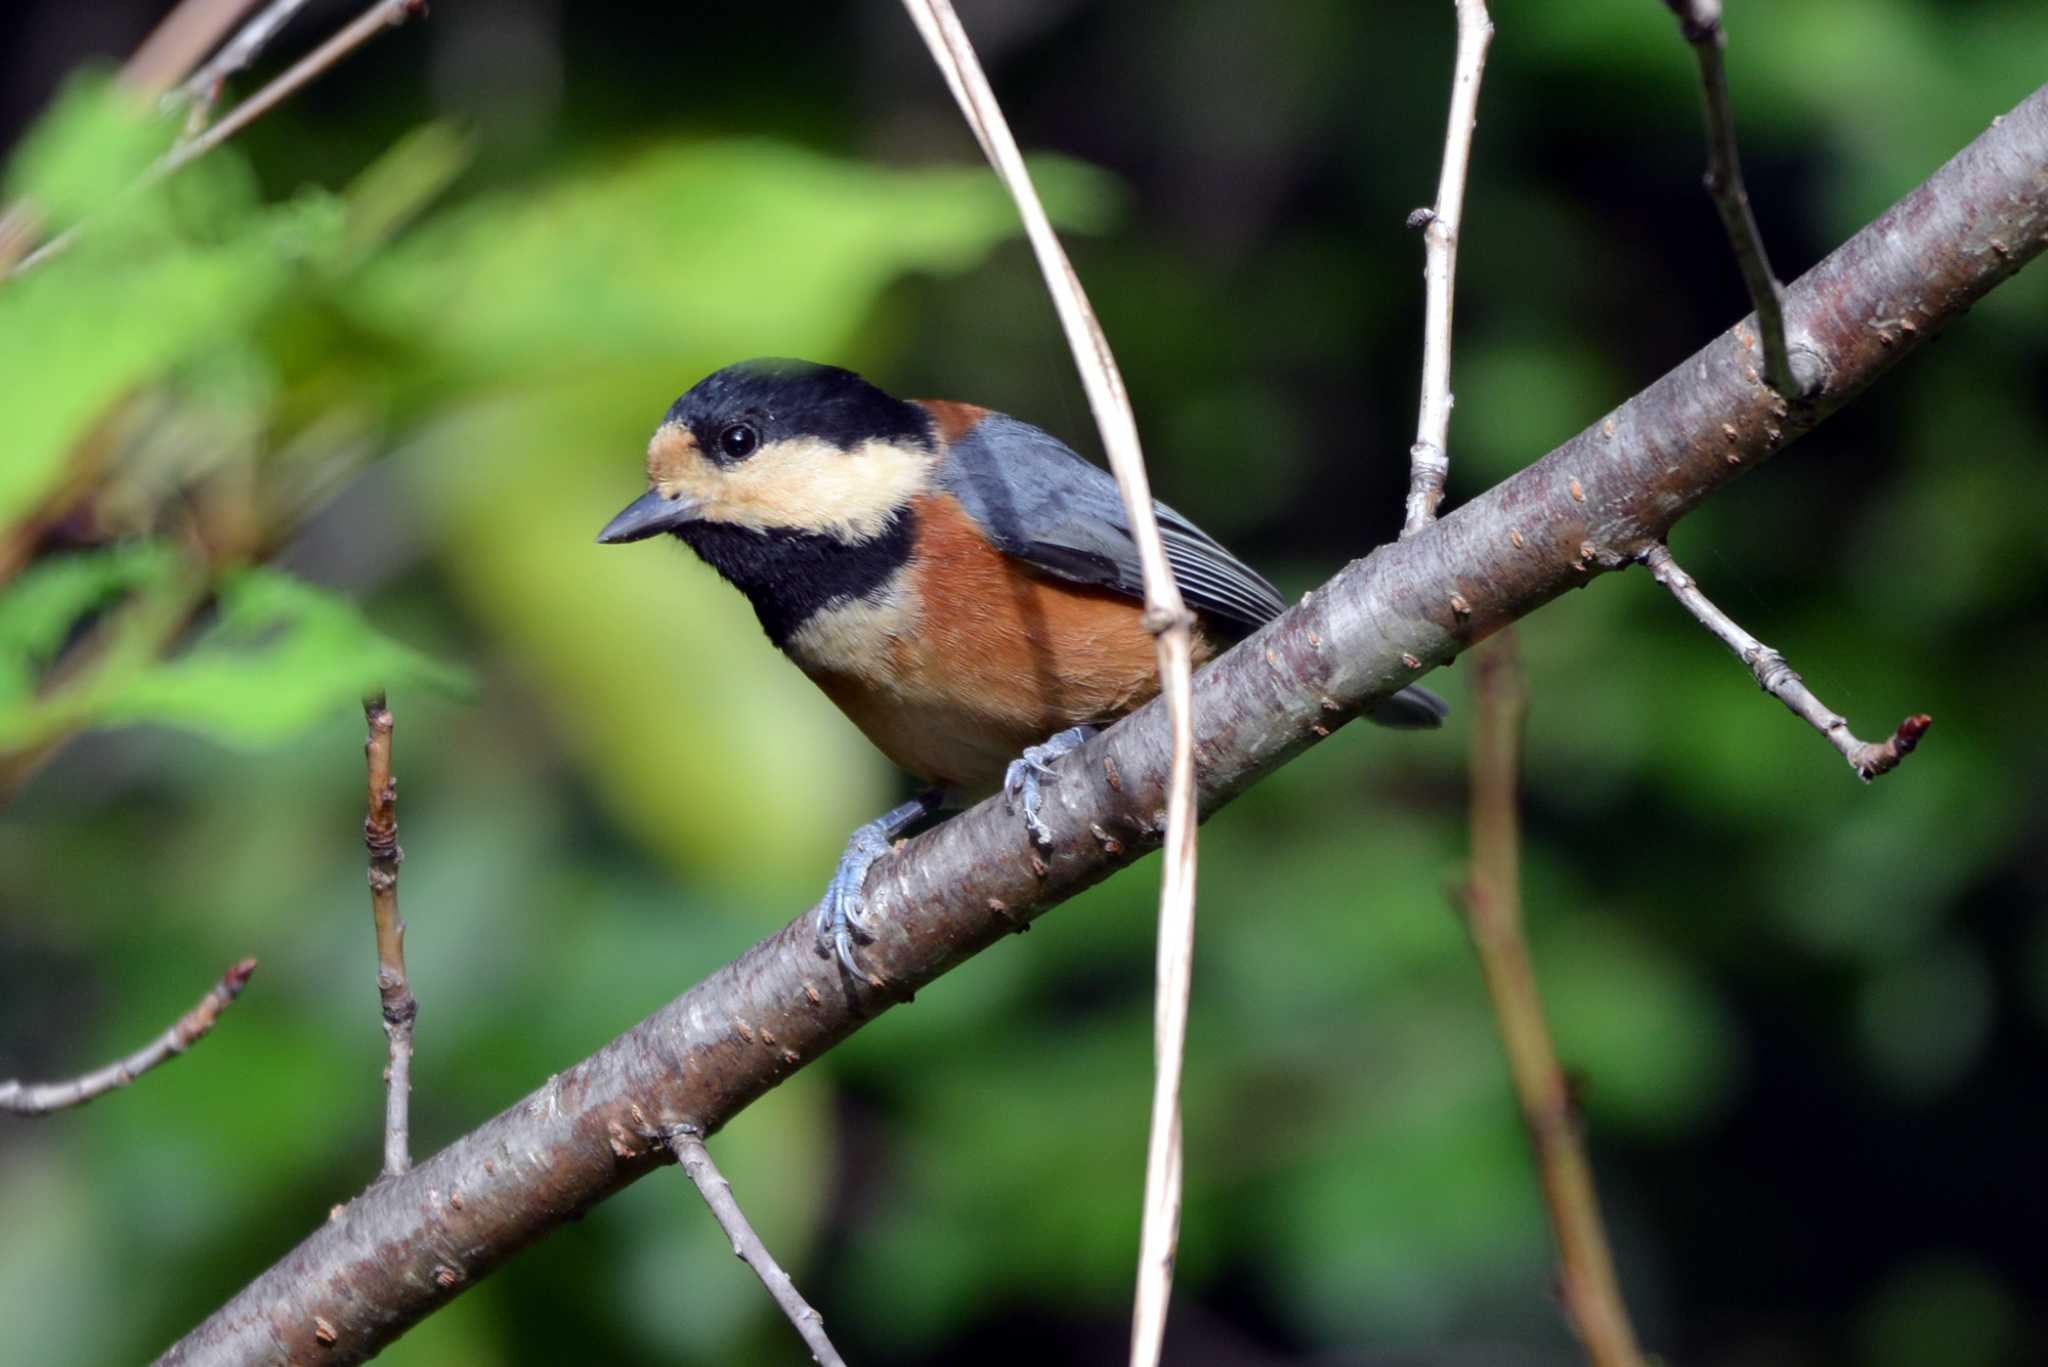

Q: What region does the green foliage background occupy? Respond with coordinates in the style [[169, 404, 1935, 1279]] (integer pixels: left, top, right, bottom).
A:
[[2, 3, 2045, 1363]]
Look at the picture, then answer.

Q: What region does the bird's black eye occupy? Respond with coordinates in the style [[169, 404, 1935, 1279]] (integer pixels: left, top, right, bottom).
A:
[[717, 422, 759, 461]]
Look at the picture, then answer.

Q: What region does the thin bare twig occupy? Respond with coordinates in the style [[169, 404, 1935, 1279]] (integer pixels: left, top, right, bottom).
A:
[[8, 0, 430, 279], [1641, 543, 1930, 779], [894, 7, 1200, 1365], [667, 1128, 847, 1367], [173, 0, 319, 126], [363, 693, 416, 1177], [1402, 0, 1494, 539], [1, 958, 257, 1116], [1463, 634, 1645, 1367], [170, 0, 425, 175], [1661, 0, 1804, 400]]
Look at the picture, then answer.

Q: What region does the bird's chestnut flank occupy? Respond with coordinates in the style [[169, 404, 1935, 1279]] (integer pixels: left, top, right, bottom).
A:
[[599, 359, 1446, 972]]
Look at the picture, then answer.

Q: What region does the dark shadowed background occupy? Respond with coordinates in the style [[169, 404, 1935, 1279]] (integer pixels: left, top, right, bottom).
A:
[[3, 2, 2046, 1363]]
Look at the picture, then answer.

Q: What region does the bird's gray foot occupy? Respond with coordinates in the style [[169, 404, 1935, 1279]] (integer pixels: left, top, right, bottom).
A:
[[817, 794, 940, 977], [1003, 725, 1098, 849]]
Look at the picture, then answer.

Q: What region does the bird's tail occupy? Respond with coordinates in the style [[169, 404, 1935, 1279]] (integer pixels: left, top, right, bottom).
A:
[[1364, 684, 1450, 729]]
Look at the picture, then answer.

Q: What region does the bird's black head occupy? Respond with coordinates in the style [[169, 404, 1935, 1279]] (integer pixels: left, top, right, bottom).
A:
[[595, 360, 933, 647], [596, 359, 936, 547], [662, 359, 932, 464]]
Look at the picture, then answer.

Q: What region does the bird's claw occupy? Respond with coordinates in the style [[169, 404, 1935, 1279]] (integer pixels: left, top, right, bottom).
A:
[[816, 825, 890, 977], [1003, 725, 1097, 850], [815, 794, 938, 979]]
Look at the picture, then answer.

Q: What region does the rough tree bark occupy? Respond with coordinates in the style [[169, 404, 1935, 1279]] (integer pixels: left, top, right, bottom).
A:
[[159, 83, 2048, 1366]]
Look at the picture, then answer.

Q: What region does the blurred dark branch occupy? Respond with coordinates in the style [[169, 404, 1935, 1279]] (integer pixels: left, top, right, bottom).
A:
[[122, 0, 265, 100], [1, 959, 256, 1116], [667, 1127, 847, 1367], [1661, 0, 1806, 399], [8, 0, 431, 279], [1402, 0, 1494, 539], [362, 694, 416, 1177], [1461, 634, 1645, 1366], [157, 83, 2048, 1367], [1642, 544, 1931, 780]]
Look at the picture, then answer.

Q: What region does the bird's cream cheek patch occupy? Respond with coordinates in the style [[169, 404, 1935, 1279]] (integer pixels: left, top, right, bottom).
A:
[[647, 424, 931, 543]]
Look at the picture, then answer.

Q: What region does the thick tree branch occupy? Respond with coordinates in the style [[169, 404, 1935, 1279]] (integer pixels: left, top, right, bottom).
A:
[[1402, 0, 1494, 538], [362, 694, 416, 1176], [1641, 543, 1930, 780], [2, 959, 256, 1116], [158, 83, 2048, 1367], [1462, 635, 1644, 1366], [1661, 0, 1806, 399], [667, 1127, 846, 1367]]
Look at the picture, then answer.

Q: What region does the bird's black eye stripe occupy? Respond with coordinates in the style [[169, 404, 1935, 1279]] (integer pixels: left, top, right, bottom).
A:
[[717, 422, 760, 462]]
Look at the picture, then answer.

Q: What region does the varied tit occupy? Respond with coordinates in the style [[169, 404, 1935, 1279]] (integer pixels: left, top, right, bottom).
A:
[[598, 359, 1446, 971]]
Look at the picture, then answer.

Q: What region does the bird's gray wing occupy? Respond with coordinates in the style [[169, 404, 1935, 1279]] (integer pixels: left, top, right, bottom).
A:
[[935, 411, 1449, 729], [936, 413, 1287, 634]]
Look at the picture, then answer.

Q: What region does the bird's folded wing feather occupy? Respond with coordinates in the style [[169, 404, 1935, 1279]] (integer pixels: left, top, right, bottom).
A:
[[936, 413, 1287, 634]]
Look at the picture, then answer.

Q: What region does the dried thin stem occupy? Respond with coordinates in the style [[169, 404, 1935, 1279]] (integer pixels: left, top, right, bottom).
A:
[[1463, 634, 1645, 1366], [121, 0, 266, 100], [894, 7, 1199, 1365], [0, 208, 37, 276], [174, 0, 319, 125], [1642, 543, 1930, 779], [667, 1128, 846, 1367], [1661, 0, 1803, 400], [1402, 0, 1495, 539], [8, 0, 430, 279], [1, 958, 256, 1116], [363, 693, 416, 1177]]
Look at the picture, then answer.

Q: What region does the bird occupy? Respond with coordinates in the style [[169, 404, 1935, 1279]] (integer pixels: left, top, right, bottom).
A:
[[598, 359, 1446, 972]]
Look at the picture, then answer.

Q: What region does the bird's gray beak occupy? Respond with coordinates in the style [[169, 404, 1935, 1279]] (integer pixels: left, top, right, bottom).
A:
[[596, 490, 697, 544]]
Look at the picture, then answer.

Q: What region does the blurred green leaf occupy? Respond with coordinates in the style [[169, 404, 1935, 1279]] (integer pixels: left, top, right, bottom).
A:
[[0, 542, 178, 702], [350, 142, 1118, 386], [1, 70, 171, 224], [2, 563, 470, 752], [340, 122, 476, 265], [0, 175, 346, 525], [89, 567, 471, 744]]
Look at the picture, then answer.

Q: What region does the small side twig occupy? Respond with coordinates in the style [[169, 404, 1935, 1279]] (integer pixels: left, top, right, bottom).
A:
[[895, 8, 1200, 1366], [1641, 543, 1930, 780], [363, 692, 416, 1178], [8, 0, 430, 280], [1462, 633, 1645, 1367], [172, 0, 319, 127], [1402, 0, 1495, 539], [1, 958, 257, 1116], [667, 1128, 847, 1367], [1661, 0, 1804, 400], [167, 0, 426, 176]]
